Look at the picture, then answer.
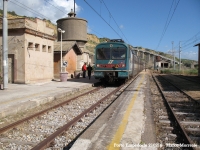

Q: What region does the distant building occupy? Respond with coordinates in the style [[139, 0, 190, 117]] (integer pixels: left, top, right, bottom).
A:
[[0, 18, 55, 84]]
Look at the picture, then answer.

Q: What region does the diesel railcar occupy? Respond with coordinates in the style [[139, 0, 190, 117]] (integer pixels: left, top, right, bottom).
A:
[[94, 39, 143, 84]]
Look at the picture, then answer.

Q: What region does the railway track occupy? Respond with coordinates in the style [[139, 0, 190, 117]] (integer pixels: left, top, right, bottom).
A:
[[152, 73, 200, 150], [175, 75, 200, 85], [0, 76, 138, 149]]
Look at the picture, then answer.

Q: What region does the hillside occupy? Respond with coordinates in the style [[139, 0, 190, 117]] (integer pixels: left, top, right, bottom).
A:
[[85, 34, 100, 52], [0, 10, 197, 66]]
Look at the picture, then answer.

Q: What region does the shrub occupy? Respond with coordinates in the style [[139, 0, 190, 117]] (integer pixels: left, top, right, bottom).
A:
[[183, 69, 198, 75], [160, 68, 198, 76]]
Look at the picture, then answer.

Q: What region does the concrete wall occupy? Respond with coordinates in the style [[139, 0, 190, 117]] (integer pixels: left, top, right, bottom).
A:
[[64, 49, 77, 76], [0, 29, 25, 83], [0, 18, 55, 84], [25, 33, 54, 83], [54, 48, 77, 79]]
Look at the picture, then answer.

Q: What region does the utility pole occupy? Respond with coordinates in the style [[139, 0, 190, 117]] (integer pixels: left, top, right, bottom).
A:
[[172, 41, 175, 70], [179, 41, 181, 72], [2, 0, 8, 89], [74, 0, 75, 14]]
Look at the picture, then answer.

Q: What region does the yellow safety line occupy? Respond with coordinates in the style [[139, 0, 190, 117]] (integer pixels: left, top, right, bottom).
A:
[[107, 73, 145, 150]]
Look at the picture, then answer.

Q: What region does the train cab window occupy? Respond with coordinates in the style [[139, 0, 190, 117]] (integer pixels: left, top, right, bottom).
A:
[[97, 48, 110, 60], [111, 47, 126, 59]]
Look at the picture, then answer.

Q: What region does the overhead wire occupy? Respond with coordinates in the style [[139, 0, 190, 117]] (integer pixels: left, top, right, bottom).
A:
[[155, 0, 174, 51], [9, 0, 49, 21], [171, 31, 200, 51], [84, 0, 123, 41], [43, 0, 106, 38], [155, 0, 180, 51], [101, 0, 130, 44], [8, 0, 85, 50], [43, 0, 68, 16], [181, 31, 200, 50], [8, 0, 106, 51]]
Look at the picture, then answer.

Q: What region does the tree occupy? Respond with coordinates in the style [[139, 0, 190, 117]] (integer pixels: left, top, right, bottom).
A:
[[8, 11, 17, 16]]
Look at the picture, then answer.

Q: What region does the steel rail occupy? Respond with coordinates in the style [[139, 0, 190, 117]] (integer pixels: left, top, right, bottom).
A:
[[0, 87, 101, 134], [175, 75, 200, 85], [161, 75, 200, 105], [152, 73, 195, 150], [31, 73, 140, 150]]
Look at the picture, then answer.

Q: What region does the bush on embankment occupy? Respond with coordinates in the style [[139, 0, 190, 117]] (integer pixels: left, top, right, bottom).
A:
[[160, 68, 198, 76]]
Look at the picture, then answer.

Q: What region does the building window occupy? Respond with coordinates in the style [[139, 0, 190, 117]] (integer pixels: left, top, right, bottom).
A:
[[42, 45, 46, 52], [28, 42, 34, 50], [48, 46, 52, 53], [35, 43, 40, 51]]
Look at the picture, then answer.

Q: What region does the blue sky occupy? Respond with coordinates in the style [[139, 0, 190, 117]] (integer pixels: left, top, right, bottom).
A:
[[1, 0, 200, 60]]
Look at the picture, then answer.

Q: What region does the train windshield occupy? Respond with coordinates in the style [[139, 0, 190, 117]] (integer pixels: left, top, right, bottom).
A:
[[96, 48, 111, 60], [111, 47, 126, 59], [96, 47, 126, 60]]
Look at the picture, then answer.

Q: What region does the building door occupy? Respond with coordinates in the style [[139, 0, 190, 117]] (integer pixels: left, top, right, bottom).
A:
[[54, 53, 60, 79], [8, 54, 14, 83]]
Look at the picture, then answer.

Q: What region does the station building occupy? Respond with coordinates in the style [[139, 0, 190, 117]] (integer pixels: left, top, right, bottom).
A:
[[0, 18, 55, 84], [0, 16, 94, 84]]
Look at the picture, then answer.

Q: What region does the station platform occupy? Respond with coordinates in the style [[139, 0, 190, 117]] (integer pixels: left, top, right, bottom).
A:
[[70, 70, 157, 150], [0, 76, 98, 119], [0, 70, 156, 150]]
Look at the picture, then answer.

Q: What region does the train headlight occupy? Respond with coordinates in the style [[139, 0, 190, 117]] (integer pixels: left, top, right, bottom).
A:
[[97, 64, 100, 67], [122, 64, 125, 67]]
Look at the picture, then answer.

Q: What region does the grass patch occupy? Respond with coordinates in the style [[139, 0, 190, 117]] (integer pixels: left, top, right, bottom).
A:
[[160, 68, 198, 76]]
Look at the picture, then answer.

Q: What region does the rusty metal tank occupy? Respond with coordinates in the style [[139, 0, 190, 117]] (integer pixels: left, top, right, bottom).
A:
[[56, 9, 87, 46]]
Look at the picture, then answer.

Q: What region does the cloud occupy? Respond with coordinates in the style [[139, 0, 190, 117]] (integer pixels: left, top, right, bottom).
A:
[[119, 25, 124, 29], [87, 26, 92, 33], [0, 0, 81, 23], [181, 50, 198, 60]]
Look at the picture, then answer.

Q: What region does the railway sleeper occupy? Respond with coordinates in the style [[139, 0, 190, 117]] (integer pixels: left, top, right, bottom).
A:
[[180, 121, 200, 125], [159, 120, 171, 125], [177, 116, 200, 121], [161, 126, 174, 130], [172, 108, 200, 113], [189, 136, 200, 144], [175, 112, 199, 116], [169, 103, 195, 107], [188, 132, 200, 137], [159, 129, 174, 134], [155, 112, 168, 116], [184, 116, 200, 121], [185, 128, 200, 132], [159, 115, 169, 119]]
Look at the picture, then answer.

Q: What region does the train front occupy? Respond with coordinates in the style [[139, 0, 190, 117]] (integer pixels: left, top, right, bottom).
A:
[[94, 41, 129, 83]]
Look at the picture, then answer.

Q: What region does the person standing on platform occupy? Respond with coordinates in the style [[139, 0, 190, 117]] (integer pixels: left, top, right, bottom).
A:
[[82, 63, 87, 78], [87, 64, 93, 80]]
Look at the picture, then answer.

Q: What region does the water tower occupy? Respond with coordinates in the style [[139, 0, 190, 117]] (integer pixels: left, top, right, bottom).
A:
[[56, 9, 88, 50]]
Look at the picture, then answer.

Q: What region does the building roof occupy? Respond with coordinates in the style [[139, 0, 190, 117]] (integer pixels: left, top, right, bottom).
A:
[[194, 43, 200, 47], [54, 41, 82, 55]]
